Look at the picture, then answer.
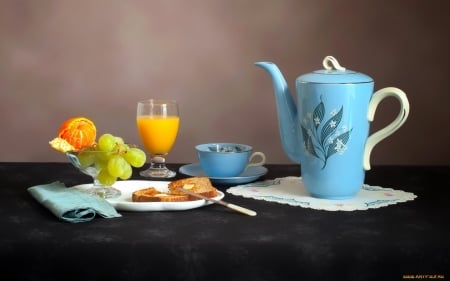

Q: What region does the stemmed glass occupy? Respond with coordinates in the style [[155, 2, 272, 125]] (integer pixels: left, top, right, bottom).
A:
[[66, 150, 122, 198], [137, 99, 180, 178]]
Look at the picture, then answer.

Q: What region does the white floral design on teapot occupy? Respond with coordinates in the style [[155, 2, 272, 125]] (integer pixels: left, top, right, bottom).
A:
[[301, 97, 352, 169]]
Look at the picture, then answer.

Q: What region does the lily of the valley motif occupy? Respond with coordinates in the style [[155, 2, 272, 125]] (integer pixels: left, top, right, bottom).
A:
[[301, 98, 352, 169]]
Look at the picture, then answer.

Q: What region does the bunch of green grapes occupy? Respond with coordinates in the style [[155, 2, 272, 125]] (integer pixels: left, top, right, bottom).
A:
[[77, 133, 146, 186]]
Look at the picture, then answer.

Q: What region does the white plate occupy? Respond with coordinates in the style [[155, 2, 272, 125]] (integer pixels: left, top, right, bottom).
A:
[[179, 163, 268, 185], [72, 180, 224, 212]]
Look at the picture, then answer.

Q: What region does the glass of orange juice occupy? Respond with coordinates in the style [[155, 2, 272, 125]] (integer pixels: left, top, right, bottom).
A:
[[137, 99, 180, 178]]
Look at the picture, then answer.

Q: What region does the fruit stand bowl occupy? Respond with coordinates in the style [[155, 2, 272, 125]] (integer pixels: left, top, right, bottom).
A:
[[66, 150, 122, 199]]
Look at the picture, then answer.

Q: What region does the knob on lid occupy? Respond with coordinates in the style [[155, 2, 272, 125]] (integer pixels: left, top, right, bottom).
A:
[[297, 56, 373, 84]]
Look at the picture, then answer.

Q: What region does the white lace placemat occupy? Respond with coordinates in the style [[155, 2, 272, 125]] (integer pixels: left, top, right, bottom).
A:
[[226, 177, 417, 211]]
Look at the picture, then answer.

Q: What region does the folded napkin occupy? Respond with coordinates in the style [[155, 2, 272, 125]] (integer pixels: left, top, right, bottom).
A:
[[28, 181, 121, 223]]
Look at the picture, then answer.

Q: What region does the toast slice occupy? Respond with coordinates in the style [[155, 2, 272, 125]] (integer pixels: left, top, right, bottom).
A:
[[131, 177, 218, 202], [168, 177, 218, 200], [132, 187, 189, 202]]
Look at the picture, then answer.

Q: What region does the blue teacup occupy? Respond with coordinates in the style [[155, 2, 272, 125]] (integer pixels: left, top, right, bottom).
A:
[[196, 143, 266, 177]]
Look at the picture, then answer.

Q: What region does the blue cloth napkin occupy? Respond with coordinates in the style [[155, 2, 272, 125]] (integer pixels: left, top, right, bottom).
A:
[[28, 181, 121, 223]]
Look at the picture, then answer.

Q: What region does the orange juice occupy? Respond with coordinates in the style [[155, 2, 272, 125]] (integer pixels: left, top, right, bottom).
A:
[[137, 115, 179, 154]]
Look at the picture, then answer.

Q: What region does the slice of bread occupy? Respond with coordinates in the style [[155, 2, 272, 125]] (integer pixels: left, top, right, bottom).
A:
[[168, 177, 218, 199], [131, 177, 218, 202], [132, 187, 189, 202]]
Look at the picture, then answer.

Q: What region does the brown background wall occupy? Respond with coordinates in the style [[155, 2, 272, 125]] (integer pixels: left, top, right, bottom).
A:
[[1, 0, 449, 165]]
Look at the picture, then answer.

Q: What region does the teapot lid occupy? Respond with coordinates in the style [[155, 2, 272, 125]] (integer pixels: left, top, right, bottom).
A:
[[297, 56, 373, 84]]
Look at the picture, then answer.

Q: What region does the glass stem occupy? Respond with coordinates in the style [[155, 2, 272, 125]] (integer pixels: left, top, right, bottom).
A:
[[93, 178, 103, 186], [150, 155, 167, 168]]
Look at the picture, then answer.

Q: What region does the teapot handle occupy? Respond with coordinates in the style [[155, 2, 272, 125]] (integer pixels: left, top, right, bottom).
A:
[[363, 87, 410, 170]]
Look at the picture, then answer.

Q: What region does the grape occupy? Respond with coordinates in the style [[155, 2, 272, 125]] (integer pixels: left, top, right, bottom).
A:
[[92, 151, 110, 170], [114, 136, 125, 145], [98, 133, 116, 152], [97, 168, 117, 186], [119, 162, 132, 180], [107, 155, 129, 178], [123, 147, 146, 168], [77, 149, 96, 168], [117, 143, 130, 154]]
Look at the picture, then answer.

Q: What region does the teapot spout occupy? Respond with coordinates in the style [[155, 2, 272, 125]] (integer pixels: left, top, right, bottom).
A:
[[255, 62, 301, 163]]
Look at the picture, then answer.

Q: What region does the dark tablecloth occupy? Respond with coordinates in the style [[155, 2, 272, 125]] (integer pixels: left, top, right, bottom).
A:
[[1, 163, 449, 281]]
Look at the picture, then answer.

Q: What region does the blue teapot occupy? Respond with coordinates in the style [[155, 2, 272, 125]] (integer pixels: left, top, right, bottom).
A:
[[255, 56, 409, 199]]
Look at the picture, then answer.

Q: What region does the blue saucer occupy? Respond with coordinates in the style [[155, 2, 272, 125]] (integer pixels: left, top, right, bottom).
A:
[[179, 163, 268, 185]]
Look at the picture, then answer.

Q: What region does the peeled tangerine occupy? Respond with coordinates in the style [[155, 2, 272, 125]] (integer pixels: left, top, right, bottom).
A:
[[49, 117, 97, 153]]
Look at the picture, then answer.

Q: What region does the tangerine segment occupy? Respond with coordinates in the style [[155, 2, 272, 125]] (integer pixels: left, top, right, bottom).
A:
[[49, 117, 97, 152], [49, 137, 76, 153]]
